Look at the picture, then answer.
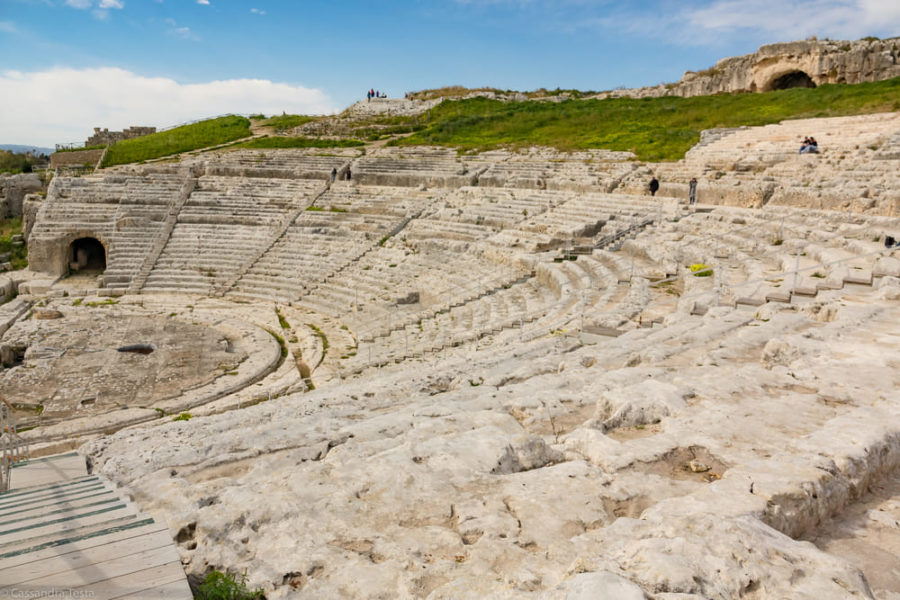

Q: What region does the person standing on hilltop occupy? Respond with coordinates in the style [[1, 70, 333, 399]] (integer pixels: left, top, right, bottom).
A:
[[649, 177, 660, 197], [689, 177, 697, 205]]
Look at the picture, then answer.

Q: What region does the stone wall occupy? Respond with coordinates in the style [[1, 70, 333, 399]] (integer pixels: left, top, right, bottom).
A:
[[595, 38, 900, 99], [49, 148, 104, 169], [85, 126, 156, 147]]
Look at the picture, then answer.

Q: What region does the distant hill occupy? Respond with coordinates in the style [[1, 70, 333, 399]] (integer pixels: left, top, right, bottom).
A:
[[0, 144, 54, 156]]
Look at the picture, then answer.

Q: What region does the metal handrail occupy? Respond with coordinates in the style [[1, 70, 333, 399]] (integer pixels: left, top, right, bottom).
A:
[[1, 399, 30, 492]]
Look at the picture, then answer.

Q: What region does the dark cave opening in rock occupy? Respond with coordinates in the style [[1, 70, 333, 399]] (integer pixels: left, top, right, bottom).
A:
[[68, 237, 106, 273], [770, 71, 817, 91]]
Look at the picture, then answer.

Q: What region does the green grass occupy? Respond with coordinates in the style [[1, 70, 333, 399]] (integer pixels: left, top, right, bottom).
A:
[[266, 328, 289, 358], [390, 77, 900, 161], [103, 116, 252, 167], [0, 217, 27, 269], [260, 114, 318, 131], [235, 136, 365, 149], [307, 323, 329, 357], [54, 144, 106, 153]]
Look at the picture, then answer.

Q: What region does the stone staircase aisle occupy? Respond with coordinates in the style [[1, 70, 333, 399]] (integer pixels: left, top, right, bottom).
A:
[[0, 453, 191, 599]]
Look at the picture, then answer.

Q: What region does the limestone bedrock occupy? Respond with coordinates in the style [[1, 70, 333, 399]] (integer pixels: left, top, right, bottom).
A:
[[84, 289, 900, 599]]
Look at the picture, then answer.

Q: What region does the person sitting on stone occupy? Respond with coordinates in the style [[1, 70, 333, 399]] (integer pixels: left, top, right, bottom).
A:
[[799, 136, 819, 154], [649, 177, 660, 197]]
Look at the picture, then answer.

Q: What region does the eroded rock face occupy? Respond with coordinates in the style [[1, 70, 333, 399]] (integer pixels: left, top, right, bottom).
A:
[[0, 173, 42, 218], [597, 38, 900, 99], [81, 288, 900, 599]]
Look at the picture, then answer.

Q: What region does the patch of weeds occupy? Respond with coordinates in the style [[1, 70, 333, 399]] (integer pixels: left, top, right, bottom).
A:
[[72, 298, 83, 306], [772, 239, 783, 246], [265, 328, 289, 358], [811, 272, 825, 278], [85, 298, 118, 307], [307, 323, 329, 357], [275, 306, 290, 330], [468, 377, 484, 387], [154, 408, 167, 417], [195, 569, 264, 600], [172, 412, 192, 422], [689, 263, 713, 277]]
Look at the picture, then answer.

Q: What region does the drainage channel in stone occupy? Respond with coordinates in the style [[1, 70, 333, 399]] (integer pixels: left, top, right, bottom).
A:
[[117, 344, 155, 355]]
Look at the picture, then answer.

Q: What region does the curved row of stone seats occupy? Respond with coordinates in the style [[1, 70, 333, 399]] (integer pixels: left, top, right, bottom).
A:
[[228, 211, 404, 302], [684, 113, 900, 168], [535, 252, 660, 330], [345, 277, 560, 370], [142, 223, 281, 294], [402, 217, 499, 242], [661, 206, 899, 306], [301, 244, 529, 339], [315, 183, 434, 216], [181, 176, 324, 226], [187, 149, 352, 179], [434, 187, 553, 228], [486, 191, 667, 251], [351, 157, 476, 187], [473, 158, 629, 191]]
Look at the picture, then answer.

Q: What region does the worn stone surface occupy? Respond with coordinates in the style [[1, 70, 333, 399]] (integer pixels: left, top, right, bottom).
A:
[[5, 108, 900, 599]]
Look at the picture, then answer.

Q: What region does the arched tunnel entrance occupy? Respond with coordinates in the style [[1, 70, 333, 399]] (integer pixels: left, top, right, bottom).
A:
[[68, 237, 106, 273], [769, 70, 817, 91]]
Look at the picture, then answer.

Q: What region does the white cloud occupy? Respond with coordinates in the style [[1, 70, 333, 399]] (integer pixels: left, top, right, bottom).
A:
[[197, 0, 210, 5], [0, 67, 338, 146], [681, 0, 900, 41], [250, 8, 265, 15], [64, 0, 124, 19], [0, 21, 17, 34]]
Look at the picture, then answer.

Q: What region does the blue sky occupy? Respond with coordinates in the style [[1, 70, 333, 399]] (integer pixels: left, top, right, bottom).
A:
[[2, 0, 899, 145]]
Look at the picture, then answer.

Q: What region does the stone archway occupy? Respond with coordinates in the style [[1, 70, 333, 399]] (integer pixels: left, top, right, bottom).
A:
[[68, 237, 106, 273], [769, 70, 817, 91]]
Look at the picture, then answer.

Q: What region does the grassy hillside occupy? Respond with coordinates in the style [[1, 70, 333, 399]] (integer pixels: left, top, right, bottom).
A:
[[392, 77, 900, 161], [103, 116, 252, 167]]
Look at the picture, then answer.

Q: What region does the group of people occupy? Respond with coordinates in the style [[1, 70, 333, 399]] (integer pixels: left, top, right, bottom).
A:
[[330, 167, 351, 182], [799, 136, 819, 154], [366, 89, 386, 102], [648, 176, 698, 205]]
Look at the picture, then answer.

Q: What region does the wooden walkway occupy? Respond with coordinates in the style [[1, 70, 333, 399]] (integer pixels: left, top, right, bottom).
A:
[[0, 453, 191, 599]]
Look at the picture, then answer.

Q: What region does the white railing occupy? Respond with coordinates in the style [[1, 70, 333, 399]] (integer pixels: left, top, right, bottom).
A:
[[1, 400, 30, 492]]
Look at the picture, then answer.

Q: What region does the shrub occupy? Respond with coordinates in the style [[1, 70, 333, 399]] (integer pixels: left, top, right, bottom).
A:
[[690, 263, 713, 277], [195, 570, 264, 600], [172, 412, 192, 422]]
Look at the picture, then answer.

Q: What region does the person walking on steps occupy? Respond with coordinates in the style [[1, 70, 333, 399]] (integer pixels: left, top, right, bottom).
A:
[[649, 177, 659, 197], [689, 177, 697, 205], [331, 167, 337, 182]]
